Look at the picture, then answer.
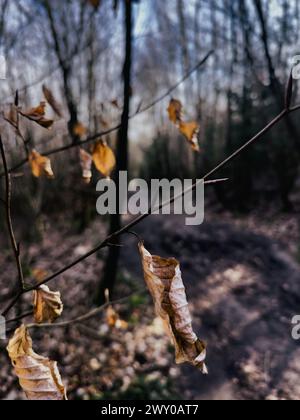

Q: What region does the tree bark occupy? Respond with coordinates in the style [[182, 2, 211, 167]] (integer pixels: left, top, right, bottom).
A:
[[96, 0, 133, 304]]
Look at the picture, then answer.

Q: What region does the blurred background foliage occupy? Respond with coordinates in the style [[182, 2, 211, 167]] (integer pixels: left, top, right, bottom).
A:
[[1, 0, 300, 401], [0, 0, 299, 234]]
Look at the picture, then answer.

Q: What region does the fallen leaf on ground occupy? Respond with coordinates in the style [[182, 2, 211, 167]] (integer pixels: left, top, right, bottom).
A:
[[106, 306, 128, 330], [7, 325, 67, 400], [92, 141, 116, 178], [33, 285, 63, 324], [139, 242, 207, 374], [105, 289, 128, 330], [29, 150, 54, 179]]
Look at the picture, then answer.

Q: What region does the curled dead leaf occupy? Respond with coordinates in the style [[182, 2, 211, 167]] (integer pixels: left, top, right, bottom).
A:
[[33, 285, 63, 324], [26, 102, 46, 117], [139, 243, 207, 374], [7, 325, 67, 400], [92, 141, 116, 179], [167, 98, 183, 125], [42, 85, 63, 118], [29, 150, 54, 179], [20, 102, 54, 129], [179, 121, 200, 152], [79, 148, 93, 184]]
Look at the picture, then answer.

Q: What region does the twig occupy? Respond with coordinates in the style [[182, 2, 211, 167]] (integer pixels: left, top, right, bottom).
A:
[[0, 51, 213, 177], [2, 114, 30, 158], [2, 73, 300, 317], [0, 178, 227, 317], [26, 289, 146, 330], [0, 136, 25, 292], [6, 311, 33, 325]]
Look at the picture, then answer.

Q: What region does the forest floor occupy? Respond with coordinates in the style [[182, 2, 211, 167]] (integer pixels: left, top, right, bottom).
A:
[[0, 206, 300, 400]]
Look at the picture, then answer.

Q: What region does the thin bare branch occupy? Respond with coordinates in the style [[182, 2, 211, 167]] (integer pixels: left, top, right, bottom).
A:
[[1, 71, 300, 318], [0, 136, 25, 292], [26, 289, 146, 330], [0, 178, 227, 316], [0, 51, 214, 178]]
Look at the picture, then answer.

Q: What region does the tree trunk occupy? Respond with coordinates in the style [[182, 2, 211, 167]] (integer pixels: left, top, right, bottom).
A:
[[96, 0, 133, 304]]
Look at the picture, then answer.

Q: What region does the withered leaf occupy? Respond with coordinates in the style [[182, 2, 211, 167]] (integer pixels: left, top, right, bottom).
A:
[[104, 291, 128, 329], [32, 268, 48, 283], [29, 150, 54, 179], [20, 102, 54, 129], [92, 141, 116, 179], [179, 121, 200, 153], [42, 85, 63, 118], [106, 306, 128, 330], [7, 325, 67, 400], [79, 148, 93, 184], [88, 0, 101, 8], [33, 285, 63, 324], [139, 243, 207, 374], [26, 102, 46, 117], [167, 99, 183, 125], [73, 122, 87, 138]]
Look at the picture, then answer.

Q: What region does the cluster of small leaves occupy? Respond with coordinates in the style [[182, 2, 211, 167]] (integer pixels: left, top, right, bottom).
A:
[[7, 241, 206, 400], [3, 86, 117, 182], [1, 83, 208, 400]]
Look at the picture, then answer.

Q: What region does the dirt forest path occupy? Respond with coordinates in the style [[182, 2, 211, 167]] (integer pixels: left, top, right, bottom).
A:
[[121, 214, 300, 400]]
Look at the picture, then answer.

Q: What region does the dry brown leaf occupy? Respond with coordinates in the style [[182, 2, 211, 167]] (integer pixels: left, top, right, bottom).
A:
[[106, 306, 128, 329], [7, 325, 67, 400], [20, 102, 54, 129], [30, 117, 54, 129], [32, 268, 48, 283], [29, 150, 54, 179], [179, 121, 200, 152], [33, 285, 63, 324], [106, 305, 118, 328], [42, 85, 63, 118], [139, 243, 207, 374], [26, 102, 46, 117], [92, 141, 116, 179], [105, 289, 128, 330], [73, 122, 87, 138], [88, 0, 101, 7], [167, 98, 183, 125], [79, 148, 93, 184]]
